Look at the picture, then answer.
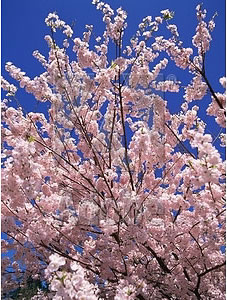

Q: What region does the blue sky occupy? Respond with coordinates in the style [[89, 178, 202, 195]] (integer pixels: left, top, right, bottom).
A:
[[2, 0, 225, 111], [2, 2, 225, 85], [2, 0, 226, 157], [2, 0, 225, 85]]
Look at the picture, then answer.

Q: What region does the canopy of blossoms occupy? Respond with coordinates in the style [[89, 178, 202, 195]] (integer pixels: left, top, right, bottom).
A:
[[1, 1, 225, 299]]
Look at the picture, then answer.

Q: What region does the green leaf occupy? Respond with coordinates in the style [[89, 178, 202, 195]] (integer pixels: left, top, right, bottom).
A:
[[163, 11, 174, 20], [110, 60, 117, 69], [27, 136, 35, 143]]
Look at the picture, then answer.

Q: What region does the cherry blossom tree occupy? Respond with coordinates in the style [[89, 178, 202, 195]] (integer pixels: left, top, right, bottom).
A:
[[1, 1, 225, 299]]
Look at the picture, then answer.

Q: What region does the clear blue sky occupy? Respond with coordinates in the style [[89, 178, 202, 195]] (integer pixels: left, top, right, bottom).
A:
[[2, 1, 225, 90], [2, 0, 225, 76], [1, 0, 226, 138]]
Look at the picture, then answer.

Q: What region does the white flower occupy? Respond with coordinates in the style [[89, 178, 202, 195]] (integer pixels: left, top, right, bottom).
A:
[[48, 254, 66, 272], [70, 261, 79, 271], [63, 25, 73, 37], [161, 9, 170, 15], [219, 77, 226, 89], [155, 16, 163, 23]]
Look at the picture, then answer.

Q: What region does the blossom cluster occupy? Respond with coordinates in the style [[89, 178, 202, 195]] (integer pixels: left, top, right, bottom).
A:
[[45, 254, 99, 300], [45, 12, 73, 37]]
